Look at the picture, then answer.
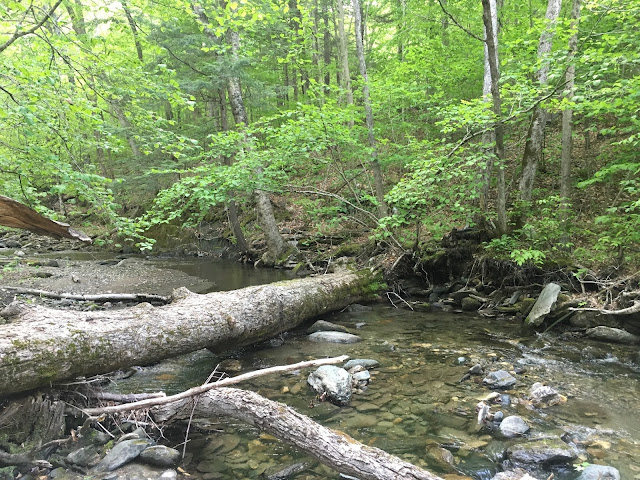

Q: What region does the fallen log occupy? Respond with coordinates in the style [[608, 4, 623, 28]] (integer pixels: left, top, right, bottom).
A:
[[0, 270, 379, 397], [153, 387, 444, 480], [0, 195, 91, 242], [2, 287, 171, 304]]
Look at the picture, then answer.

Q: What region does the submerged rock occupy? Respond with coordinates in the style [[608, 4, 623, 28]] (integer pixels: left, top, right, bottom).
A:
[[576, 465, 620, 480], [344, 303, 372, 312], [491, 469, 538, 480], [526, 283, 561, 326], [104, 463, 177, 480], [499, 416, 530, 438], [307, 331, 362, 344], [307, 365, 352, 406], [483, 370, 517, 389], [529, 382, 566, 408], [586, 326, 640, 344], [507, 437, 577, 465], [343, 358, 380, 370]]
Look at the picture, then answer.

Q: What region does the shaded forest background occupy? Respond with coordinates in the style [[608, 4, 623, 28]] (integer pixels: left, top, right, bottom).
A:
[[0, 0, 638, 270]]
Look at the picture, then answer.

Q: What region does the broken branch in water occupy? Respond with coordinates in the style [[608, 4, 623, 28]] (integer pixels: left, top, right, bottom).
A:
[[82, 355, 349, 416]]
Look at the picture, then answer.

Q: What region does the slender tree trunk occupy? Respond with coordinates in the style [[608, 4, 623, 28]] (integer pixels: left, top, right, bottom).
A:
[[482, 0, 507, 235], [312, 0, 322, 86], [225, 28, 292, 264], [440, 0, 449, 46], [398, 0, 406, 59], [518, 0, 563, 202], [121, 0, 143, 62], [352, 0, 388, 218], [479, 0, 498, 213], [218, 89, 251, 253], [336, 0, 354, 114], [322, 0, 332, 89], [113, 103, 141, 159], [561, 0, 581, 202]]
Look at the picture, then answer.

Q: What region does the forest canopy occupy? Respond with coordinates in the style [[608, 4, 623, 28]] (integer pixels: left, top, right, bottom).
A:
[[0, 0, 638, 268]]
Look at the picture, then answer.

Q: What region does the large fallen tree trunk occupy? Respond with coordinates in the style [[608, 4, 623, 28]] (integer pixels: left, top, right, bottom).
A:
[[153, 387, 444, 480], [0, 195, 91, 242], [0, 270, 379, 397]]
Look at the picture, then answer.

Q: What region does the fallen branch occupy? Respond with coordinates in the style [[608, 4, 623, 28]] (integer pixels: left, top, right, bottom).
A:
[[0, 194, 91, 242], [83, 355, 349, 416], [153, 387, 444, 480], [3, 287, 170, 304], [0, 450, 52, 469], [570, 300, 640, 315], [90, 391, 166, 403]]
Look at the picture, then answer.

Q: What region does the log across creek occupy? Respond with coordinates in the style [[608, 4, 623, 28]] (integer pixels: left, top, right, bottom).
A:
[[0, 270, 379, 397]]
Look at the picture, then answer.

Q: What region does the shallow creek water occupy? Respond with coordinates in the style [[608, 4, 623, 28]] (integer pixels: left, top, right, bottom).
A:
[[87, 257, 640, 480]]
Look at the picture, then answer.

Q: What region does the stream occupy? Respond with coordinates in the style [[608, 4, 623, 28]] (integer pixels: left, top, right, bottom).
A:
[[99, 256, 640, 480], [3, 249, 639, 479]]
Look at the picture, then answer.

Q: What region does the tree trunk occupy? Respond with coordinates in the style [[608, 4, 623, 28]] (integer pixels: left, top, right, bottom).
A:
[[336, 0, 354, 114], [481, 0, 507, 235], [352, 0, 388, 219], [224, 27, 292, 264], [121, 0, 143, 62], [0, 271, 379, 397], [153, 387, 444, 480], [561, 0, 581, 202], [479, 0, 498, 212], [113, 103, 141, 159], [518, 0, 563, 203], [322, 0, 332, 89]]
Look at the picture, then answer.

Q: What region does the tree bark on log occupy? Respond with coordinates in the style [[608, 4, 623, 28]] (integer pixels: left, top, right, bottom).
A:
[[0, 270, 379, 397], [153, 387, 444, 480]]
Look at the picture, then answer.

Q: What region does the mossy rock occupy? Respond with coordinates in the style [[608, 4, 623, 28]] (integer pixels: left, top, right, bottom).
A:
[[332, 243, 364, 258], [497, 305, 521, 314], [519, 297, 536, 316]]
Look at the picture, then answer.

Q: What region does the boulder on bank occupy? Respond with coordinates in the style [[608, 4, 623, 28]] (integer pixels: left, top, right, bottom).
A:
[[525, 283, 561, 326]]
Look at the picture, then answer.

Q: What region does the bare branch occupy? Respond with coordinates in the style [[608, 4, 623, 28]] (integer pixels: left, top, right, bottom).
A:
[[570, 300, 640, 315], [82, 355, 350, 416], [435, 0, 484, 42], [0, 0, 64, 54]]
